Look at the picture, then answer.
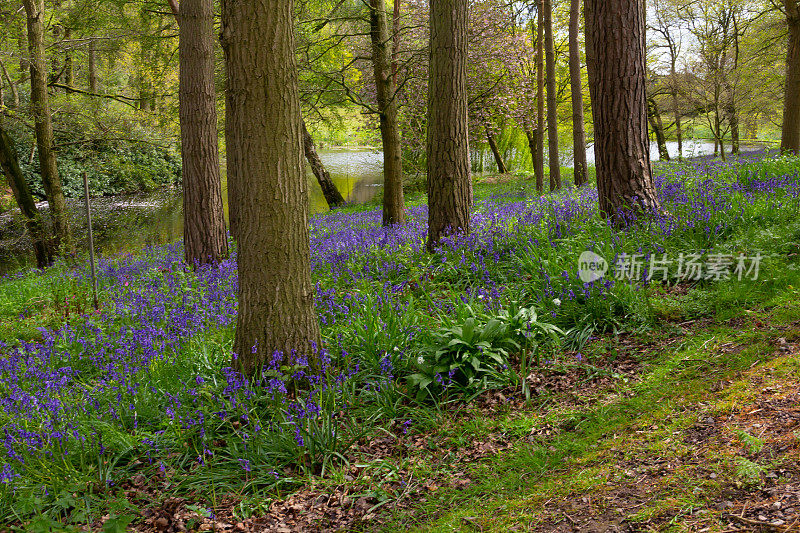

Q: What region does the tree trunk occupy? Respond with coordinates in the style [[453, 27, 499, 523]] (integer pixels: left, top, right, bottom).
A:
[[524, 127, 543, 189], [782, 2, 800, 154], [23, 0, 73, 255], [370, 0, 405, 226], [586, 0, 660, 220], [729, 103, 740, 154], [544, 0, 560, 191], [0, 124, 52, 268], [175, 0, 230, 267], [485, 123, 508, 174], [669, 59, 683, 159], [0, 60, 20, 109], [88, 38, 98, 93], [427, 0, 471, 251], [535, 9, 545, 193], [221, 0, 321, 373], [64, 27, 74, 91], [717, 110, 726, 161], [392, 0, 401, 85], [303, 120, 346, 209], [647, 97, 670, 161], [568, 0, 587, 186]]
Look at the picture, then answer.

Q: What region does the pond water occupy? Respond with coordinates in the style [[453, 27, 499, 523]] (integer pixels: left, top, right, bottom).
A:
[[0, 150, 384, 275], [0, 142, 767, 275]]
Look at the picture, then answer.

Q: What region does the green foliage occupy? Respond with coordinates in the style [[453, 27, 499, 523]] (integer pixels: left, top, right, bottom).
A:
[[408, 304, 562, 400]]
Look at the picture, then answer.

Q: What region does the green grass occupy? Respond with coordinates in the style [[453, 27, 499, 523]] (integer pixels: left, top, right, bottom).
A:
[[385, 288, 800, 531], [2, 153, 800, 530]]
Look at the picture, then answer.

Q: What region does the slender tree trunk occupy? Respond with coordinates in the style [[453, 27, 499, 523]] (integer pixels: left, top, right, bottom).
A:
[[0, 125, 51, 268], [729, 102, 740, 154], [221, 0, 321, 373], [23, 0, 73, 255], [88, 38, 98, 93], [713, 106, 727, 161], [174, 0, 230, 267], [0, 60, 20, 109], [524, 126, 542, 187], [64, 27, 74, 91], [647, 97, 670, 161], [303, 120, 346, 209], [370, 0, 405, 226], [485, 123, 508, 174], [535, 8, 545, 193], [544, 0, 560, 191], [427, 0, 471, 251], [670, 60, 682, 158], [781, 1, 800, 154], [586, 0, 661, 220], [568, 0, 587, 186]]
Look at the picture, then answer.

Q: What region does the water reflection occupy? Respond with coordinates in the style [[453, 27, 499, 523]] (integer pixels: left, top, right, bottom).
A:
[[0, 150, 384, 275]]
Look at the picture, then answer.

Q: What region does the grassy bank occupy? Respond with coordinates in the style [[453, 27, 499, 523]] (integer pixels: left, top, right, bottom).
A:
[[1, 150, 799, 531]]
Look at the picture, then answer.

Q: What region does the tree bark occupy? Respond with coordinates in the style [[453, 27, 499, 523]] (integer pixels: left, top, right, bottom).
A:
[[303, 120, 346, 209], [392, 0, 401, 85], [23, 0, 73, 255], [0, 59, 18, 109], [221, 0, 322, 373], [586, 0, 661, 220], [544, 0, 560, 191], [485, 123, 508, 174], [524, 127, 542, 189], [175, 0, 230, 267], [782, 1, 800, 154], [370, 0, 405, 226], [88, 38, 98, 94], [63, 27, 74, 91], [427, 0, 471, 251], [0, 124, 52, 268], [568, 0, 587, 186], [647, 97, 670, 161], [535, 9, 545, 193], [729, 102, 740, 154]]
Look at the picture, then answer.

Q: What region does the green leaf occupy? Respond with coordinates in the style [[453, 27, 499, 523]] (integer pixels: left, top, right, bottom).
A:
[[103, 515, 135, 533]]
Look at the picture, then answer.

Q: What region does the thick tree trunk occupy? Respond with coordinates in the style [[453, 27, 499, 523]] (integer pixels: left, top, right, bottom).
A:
[[221, 0, 321, 373], [303, 120, 346, 209], [88, 39, 98, 93], [485, 123, 508, 174], [782, 2, 800, 154], [175, 0, 230, 267], [23, 0, 73, 255], [544, 0, 560, 191], [370, 0, 405, 226], [427, 0, 471, 251], [535, 9, 545, 193], [647, 97, 670, 161], [568, 0, 587, 186], [586, 0, 661, 220], [0, 125, 51, 268], [392, 0, 401, 85]]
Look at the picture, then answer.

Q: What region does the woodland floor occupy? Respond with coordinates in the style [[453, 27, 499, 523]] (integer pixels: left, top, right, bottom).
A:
[[117, 289, 800, 533]]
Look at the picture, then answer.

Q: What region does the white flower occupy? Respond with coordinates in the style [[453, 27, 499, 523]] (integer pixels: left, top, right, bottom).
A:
[[417, 356, 425, 365], [553, 298, 562, 307]]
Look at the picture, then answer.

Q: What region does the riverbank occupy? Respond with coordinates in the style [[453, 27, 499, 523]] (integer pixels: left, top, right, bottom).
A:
[[1, 150, 799, 530]]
